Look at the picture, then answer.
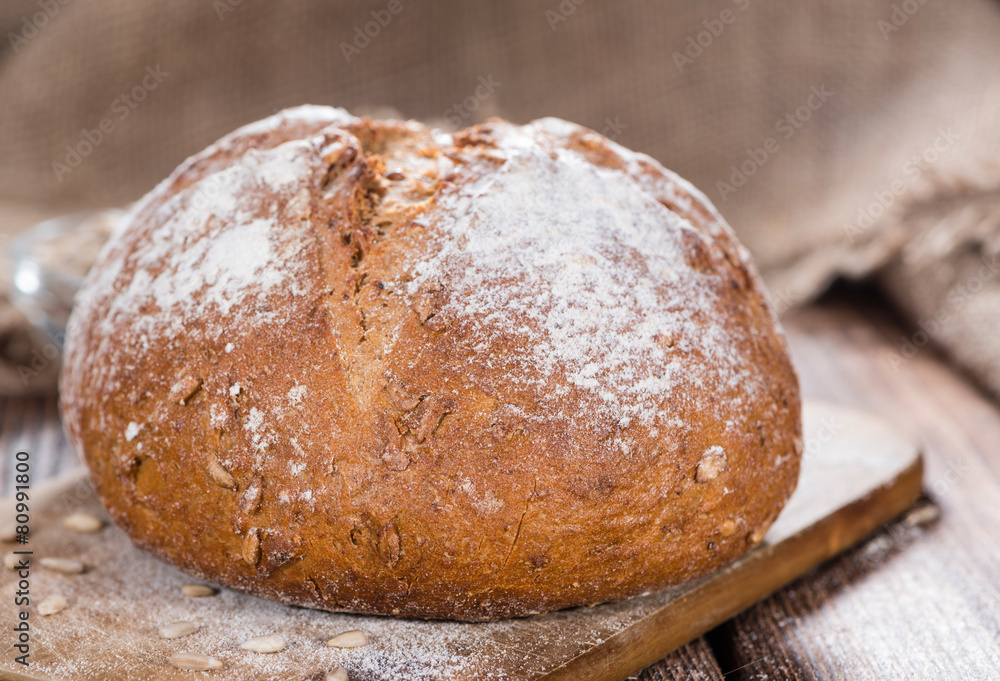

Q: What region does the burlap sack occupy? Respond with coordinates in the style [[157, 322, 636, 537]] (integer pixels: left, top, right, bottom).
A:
[[2, 0, 999, 396]]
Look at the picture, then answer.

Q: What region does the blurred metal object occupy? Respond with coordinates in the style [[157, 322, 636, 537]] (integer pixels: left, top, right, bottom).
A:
[[9, 210, 124, 339]]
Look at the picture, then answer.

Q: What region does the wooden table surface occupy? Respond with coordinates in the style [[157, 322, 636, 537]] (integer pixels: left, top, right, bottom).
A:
[[2, 292, 999, 680]]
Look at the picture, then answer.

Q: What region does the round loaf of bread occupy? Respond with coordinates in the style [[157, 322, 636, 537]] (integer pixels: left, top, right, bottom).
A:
[[60, 106, 802, 621]]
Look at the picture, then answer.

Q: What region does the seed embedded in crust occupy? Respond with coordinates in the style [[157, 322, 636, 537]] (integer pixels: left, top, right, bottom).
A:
[[38, 594, 68, 616], [243, 529, 261, 566], [159, 620, 203, 639], [386, 381, 421, 411], [747, 527, 768, 545], [239, 633, 286, 653], [654, 332, 676, 351], [240, 476, 264, 515], [326, 668, 350, 681], [695, 446, 727, 483], [169, 653, 223, 671], [380, 442, 410, 471], [326, 629, 368, 648], [719, 517, 739, 537], [63, 512, 104, 534], [40, 557, 86, 574], [181, 584, 218, 598], [376, 521, 401, 568], [168, 374, 203, 404], [207, 455, 237, 489], [320, 140, 356, 167]]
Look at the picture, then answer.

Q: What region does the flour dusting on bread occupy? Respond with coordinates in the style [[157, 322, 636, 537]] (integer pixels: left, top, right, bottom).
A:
[[60, 106, 802, 622], [403, 119, 754, 425], [78, 138, 322, 346]]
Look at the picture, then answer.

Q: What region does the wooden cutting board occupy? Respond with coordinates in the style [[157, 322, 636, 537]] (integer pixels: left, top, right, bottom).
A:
[[0, 401, 922, 681]]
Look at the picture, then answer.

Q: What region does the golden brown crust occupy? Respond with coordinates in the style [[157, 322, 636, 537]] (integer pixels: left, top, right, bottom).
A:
[[59, 106, 802, 621]]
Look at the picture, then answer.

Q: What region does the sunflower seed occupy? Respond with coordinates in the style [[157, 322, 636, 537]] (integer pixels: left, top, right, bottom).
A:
[[207, 455, 237, 489], [747, 527, 767, 545], [40, 557, 86, 574], [239, 633, 286, 653], [695, 446, 727, 483], [169, 374, 203, 404], [904, 503, 941, 528], [169, 653, 223, 671], [181, 584, 218, 597], [326, 630, 368, 648], [326, 668, 350, 681], [719, 517, 741, 537], [63, 512, 104, 534], [38, 594, 68, 616], [242, 529, 261, 566], [158, 620, 202, 639]]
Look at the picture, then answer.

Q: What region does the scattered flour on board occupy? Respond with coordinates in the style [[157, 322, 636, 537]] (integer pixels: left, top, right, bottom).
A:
[[15, 486, 676, 681]]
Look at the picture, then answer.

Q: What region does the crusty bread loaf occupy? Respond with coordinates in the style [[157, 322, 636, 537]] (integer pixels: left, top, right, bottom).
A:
[[59, 106, 802, 621]]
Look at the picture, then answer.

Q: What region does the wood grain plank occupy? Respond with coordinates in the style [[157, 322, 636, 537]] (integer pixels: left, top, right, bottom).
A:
[[635, 639, 724, 681], [0, 396, 76, 496], [715, 297, 1000, 681]]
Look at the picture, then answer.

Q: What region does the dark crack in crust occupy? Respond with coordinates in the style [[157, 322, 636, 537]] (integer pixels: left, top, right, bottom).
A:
[[59, 106, 802, 622]]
